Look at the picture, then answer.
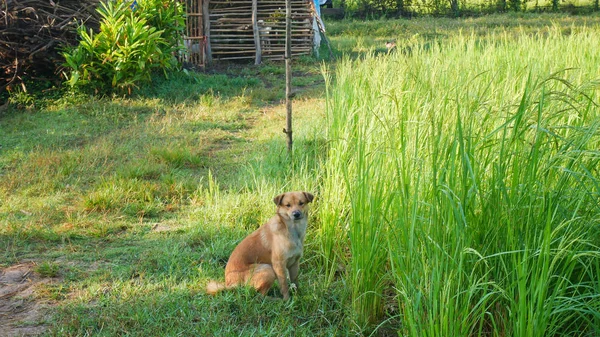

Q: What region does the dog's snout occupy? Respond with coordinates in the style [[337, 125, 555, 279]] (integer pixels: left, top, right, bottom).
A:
[[292, 210, 302, 219]]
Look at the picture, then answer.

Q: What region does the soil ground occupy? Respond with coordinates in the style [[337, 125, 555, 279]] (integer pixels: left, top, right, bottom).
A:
[[0, 263, 56, 337]]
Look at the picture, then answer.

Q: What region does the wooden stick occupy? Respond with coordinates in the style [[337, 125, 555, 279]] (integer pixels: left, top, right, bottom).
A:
[[213, 51, 256, 55], [262, 47, 312, 52], [209, 44, 256, 49], [252, 0, 262, 65], [210, 37, 254, 41], [210, 8, 252, 14], [213, 55, 257, 60], [284, 0, 293, 154], [203, 0, 212, 64], [263, 53, 310, 60], [309, 0, 334, 59]]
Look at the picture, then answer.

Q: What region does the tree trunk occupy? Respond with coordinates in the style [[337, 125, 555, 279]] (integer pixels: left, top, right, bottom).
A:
[[450, 0, 460, 16]]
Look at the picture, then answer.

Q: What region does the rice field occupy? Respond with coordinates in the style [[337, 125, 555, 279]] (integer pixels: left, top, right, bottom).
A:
[[319, 25, 600, 335]]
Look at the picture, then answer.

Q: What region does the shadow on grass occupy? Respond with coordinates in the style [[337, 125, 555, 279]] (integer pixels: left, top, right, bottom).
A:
[[136, 71, 263, 105], [45, 232, 347, 336], [134, 56, 326, 107], [1, 220, 350, 334]]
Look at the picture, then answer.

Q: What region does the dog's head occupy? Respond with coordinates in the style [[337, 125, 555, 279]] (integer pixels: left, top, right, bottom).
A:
[[273, 191, 314, 221]]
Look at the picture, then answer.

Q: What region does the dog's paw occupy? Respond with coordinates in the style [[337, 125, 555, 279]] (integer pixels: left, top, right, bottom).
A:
[[290, 283, 300, 296]]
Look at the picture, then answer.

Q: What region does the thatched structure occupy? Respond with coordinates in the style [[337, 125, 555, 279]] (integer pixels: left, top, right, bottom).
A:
[[181, 0, 317, 67], [0, 0, 100, 91]]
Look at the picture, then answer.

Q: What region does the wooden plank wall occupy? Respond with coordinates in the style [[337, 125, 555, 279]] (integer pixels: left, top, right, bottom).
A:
[[208, 0, 314, 61], [182, 0, 205, 67]]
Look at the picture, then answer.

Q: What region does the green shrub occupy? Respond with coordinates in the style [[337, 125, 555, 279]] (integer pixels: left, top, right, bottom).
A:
[[62, 0, 184, 95], [136, 0, 185, 48]]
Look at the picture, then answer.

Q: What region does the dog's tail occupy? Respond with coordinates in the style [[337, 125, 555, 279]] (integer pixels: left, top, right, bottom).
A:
[[206, 280, 227, 295]]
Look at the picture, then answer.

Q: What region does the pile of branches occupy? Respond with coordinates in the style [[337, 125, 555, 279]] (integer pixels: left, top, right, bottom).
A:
[[1, 0, 100, 92]]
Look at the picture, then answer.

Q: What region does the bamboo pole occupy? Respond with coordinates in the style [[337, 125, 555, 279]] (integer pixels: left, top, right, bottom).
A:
[[203, 0, 212, 63], [249, 1, 263, 54], [284, 0, 293, 154]]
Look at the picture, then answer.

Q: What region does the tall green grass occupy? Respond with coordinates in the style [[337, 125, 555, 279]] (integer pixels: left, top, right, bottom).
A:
[[320, 26, 600, 334]]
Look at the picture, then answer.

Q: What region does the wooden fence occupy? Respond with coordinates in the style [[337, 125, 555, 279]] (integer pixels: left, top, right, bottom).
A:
[[180, 0, 315, 67]]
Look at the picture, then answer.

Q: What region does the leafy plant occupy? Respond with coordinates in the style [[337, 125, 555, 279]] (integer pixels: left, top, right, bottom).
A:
[[62, 0, 183, 95], [136, 0, 185, 50], [6, 85, 35, 109]]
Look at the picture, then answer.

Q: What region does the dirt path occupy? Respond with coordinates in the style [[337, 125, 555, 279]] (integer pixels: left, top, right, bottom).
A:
[[0, 263, 54, 337]]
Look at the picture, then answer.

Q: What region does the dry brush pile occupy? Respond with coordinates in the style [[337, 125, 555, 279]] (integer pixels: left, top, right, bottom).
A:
[[1, 0, 100, 92]]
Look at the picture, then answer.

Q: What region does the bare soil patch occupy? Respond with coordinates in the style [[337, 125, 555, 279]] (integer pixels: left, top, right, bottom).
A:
[[0, 263, 56, 337]]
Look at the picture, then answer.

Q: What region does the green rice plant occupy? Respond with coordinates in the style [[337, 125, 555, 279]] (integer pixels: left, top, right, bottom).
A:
[[318, 69, 350, 285], [321, 27, 600, 334]]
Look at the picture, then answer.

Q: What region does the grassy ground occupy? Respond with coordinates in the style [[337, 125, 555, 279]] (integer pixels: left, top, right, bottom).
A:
[[1, 65, 337, 335], [1, 13, 599, 336]]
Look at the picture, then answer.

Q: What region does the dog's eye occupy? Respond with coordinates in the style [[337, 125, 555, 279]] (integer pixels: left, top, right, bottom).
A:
[[286, 204, 291, 208], [299, 202, 304, 206]]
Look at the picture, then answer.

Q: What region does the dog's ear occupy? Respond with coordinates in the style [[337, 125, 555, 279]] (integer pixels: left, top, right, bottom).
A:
[[303, 192, 314, 203], [273, 193, 286, 206]]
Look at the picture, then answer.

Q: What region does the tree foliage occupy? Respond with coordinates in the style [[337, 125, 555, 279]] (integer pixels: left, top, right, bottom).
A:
[[337, 0, 595, 17]]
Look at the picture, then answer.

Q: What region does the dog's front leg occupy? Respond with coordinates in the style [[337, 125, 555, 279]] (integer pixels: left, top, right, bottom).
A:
[[272, 261, 290, 300], [289, 261, 299, 287]]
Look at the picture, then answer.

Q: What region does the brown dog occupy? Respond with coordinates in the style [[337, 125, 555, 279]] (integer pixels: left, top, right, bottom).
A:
[[206, 191, 314, 300]]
